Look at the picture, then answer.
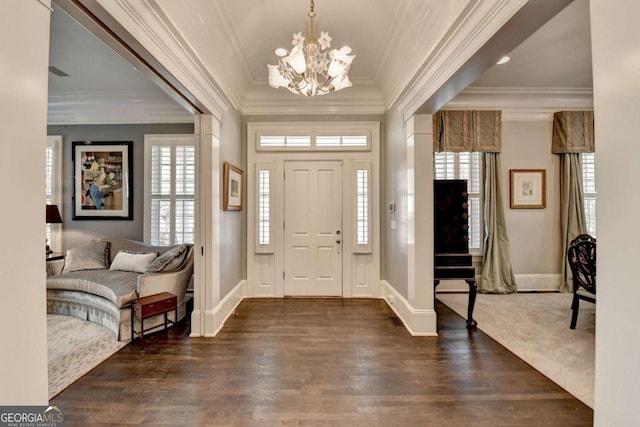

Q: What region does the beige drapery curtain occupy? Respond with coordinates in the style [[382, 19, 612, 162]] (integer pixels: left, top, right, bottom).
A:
[[552, 111, 594, 292], [433, 110, 517, 293], [559, 154, 587, 292], [481, 153, 517, 293]]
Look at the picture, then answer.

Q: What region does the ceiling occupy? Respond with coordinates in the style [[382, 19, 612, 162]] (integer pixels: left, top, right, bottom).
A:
[[470, 0, 592, 88], [48, 4, 194, 125], [48, 0, 592, 125]]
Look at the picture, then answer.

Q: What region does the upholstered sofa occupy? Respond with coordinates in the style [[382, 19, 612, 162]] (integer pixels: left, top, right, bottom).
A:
[[46, 237, 194, 341]]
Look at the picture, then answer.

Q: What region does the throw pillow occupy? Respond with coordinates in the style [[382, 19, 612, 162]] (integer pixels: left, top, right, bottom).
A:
[[146, 244, 189, 273], [110, 250, 159, 274], [62, 241, 111, 273]]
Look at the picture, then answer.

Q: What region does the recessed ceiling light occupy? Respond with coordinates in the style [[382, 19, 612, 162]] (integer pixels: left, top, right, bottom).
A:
[[497, 56, 510, 65]]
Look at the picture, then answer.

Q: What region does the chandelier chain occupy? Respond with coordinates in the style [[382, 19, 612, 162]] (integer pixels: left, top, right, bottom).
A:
[[310, 0, 314, 13]]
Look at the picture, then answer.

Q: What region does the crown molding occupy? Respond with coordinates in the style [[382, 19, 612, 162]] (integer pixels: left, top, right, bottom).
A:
[[47, 93, 194, 125], [444, 87, 594, 121], [390, 0, 529, 119], [241, 82, 387, 116], [82, 0, 236, 120]]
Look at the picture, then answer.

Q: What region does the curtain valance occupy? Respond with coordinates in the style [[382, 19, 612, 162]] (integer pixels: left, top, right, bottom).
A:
[[552, 111, 595, 154], [433, 110, 502, 153]]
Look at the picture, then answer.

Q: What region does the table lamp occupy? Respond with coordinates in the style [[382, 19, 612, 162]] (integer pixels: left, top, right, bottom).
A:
[[46, 204, 63, 254]]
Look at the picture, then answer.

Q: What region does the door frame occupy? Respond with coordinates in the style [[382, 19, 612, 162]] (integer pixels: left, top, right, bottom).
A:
[[246, 122, 381, 299]]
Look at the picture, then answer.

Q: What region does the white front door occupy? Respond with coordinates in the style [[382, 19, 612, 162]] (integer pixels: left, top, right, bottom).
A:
[[284, 161, 343, 296]]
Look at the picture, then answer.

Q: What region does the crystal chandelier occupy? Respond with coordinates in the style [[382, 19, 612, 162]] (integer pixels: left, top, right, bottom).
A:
[[267, 0, 355, 97]]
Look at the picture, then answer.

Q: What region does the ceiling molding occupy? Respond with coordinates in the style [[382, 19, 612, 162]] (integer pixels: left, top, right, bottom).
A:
[[444, 87, 594, 121], [241, 82, 386, 116], [47, 92, 194, 125], [241, 100, 387, 116], [148, 0, 252, 103], [80, 0, 236, 120], [390, 0, 528, 118]]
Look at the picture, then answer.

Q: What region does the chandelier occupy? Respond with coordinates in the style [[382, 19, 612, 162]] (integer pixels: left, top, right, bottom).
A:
[[267, 0, 355, 97]]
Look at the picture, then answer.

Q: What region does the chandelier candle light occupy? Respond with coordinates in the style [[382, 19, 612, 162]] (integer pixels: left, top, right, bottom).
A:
[[267, 0, 355, 96]]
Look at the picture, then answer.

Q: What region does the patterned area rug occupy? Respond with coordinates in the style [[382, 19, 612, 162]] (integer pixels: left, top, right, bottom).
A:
[[48, 314, 128, 400], [437, 292, 595, 408]]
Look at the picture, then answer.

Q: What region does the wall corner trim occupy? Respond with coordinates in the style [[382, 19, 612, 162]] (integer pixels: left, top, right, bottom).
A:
[[381, 280, 438, 336]]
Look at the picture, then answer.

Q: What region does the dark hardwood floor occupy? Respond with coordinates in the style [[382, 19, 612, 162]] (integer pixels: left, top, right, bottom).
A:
[[51, 298, 593, 426]]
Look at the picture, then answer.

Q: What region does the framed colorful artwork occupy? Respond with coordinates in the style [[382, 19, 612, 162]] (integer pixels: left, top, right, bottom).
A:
[[72, 141, 133, 220]]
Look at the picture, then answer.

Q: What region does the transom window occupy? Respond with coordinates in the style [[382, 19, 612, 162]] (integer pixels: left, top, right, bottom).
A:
[[258, 134, 369, 150], [256, 123, 371, 151], [259, 135, 311, 148]]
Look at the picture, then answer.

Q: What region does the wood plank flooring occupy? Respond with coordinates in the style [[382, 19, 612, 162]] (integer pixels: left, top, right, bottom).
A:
[[51, 298, 593, 426]]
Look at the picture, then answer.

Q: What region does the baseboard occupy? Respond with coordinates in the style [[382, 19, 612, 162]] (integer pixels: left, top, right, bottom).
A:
[[381, 280, 437, 336], [435, 274, 562, 293], [515, 274, 561, 292], [203, 280, 246, 337], [189, 309, 203, 337]]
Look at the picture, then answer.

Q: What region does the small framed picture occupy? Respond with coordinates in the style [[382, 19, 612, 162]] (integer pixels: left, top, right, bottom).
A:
[[510, 169, 546, 209], [223, 161, 244, 211]]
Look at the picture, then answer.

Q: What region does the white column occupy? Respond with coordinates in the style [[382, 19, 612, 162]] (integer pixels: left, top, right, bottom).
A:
[[190, 115, 221, 337], [406, 115, 437, 335], [0, 0, 51, 404], [590, 0, 640, 424]]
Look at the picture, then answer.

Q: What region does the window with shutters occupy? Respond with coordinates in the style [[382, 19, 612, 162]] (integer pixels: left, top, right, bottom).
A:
[[144, 136, 195, 246], [434, 152, 482, 251], [46, 136, 63, 251], [582, 152, 596, 237]]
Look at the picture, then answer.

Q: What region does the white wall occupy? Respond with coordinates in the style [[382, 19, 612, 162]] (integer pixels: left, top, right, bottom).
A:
[[0, 0, 51, 404], [590, 0, 640, 424], [220, 109, 244, 298], [382, 109, 409, 298], [47, 123, 194, 249], [501, 120, 561, 276]]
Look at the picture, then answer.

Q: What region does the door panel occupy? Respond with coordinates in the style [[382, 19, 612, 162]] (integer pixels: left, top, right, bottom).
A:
[[284, 161, 342, 296]]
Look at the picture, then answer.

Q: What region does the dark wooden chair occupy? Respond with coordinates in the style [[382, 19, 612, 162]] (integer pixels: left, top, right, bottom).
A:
[[567, 234, 596, 329]]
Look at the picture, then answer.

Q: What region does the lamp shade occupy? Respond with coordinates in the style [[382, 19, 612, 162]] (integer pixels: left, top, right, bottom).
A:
[[46, 204, 63, 224]]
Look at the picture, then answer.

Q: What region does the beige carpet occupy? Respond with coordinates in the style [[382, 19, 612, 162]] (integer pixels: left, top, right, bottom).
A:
[[437, 292, 595, 408], [48, 314, 127, 400]]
